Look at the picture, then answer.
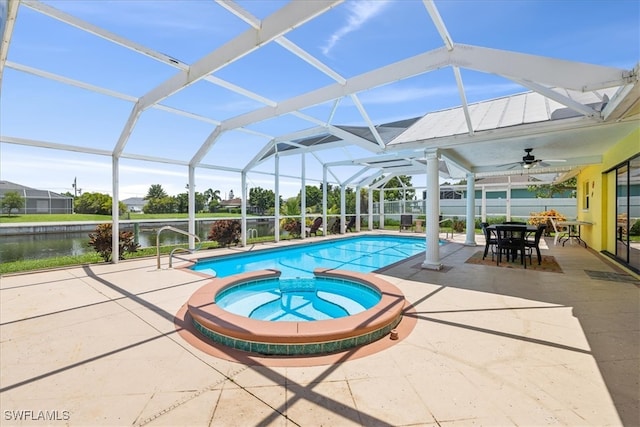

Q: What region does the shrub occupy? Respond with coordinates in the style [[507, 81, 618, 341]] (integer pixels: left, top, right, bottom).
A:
[[451, 216, 465, 233], [281, 218, 302, 238], [629, 219, 640, 236], [208, 220, 241, 246], [529, 209, 566, 236], [88, 223, 140, 262]]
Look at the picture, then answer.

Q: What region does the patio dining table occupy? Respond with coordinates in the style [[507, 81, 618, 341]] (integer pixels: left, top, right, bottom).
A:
[[486, 224, 538, 266]]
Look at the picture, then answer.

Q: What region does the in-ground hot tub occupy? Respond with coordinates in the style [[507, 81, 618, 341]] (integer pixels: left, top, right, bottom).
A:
[[186, 268, 407, 356]]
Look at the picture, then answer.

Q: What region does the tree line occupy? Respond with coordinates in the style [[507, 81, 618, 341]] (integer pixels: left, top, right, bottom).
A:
[[0, 175, 416, 216], [1, 175, 578, 217]]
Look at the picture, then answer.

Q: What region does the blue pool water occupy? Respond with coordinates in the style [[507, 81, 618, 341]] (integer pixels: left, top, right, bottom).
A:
[[216, 277, 381, 321], [192, 235, 427, 278]]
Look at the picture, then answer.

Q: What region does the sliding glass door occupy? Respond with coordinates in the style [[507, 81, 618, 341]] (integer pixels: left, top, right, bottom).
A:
[[614, 155, 639, 273]]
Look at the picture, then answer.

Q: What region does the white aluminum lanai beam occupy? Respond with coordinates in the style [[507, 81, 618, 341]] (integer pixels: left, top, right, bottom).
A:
[[342, 167, 370, 186], [221, 47, 452, 130], [21, 0, 190, 69], [21, 0, 280, 160], [26, 0, 319, 166], [0, 0, 21, 87], [137, 1, 341, 111], [601, 66, 640, 121], [357, 170, 385, 189], [324, 151, 420, 168], [217, 1, 385, 150], [349, 94, 385, 148], [0, 136, 197, 167], [423, 0, 453, 51], [0, 136, 112, 157], [423, 0, 474, 137], [193, 43, 630, 168], [512, 79, 601, 119], [294, 118, 385, 152], [449, 44, 630, 91], [6, 61, 138, 102], [190, 126, 223, 167], [453, 67, 474, 136], [5, 62, 226, 127], [113, 0, 341, 157]]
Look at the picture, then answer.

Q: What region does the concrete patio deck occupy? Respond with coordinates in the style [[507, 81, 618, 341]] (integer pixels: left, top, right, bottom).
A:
[[1, 232, 638, 426]]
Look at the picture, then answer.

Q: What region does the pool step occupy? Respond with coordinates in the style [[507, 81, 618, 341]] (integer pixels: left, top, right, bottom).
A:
[[223, 292, 280, 317], [316, 291, 367, 315]]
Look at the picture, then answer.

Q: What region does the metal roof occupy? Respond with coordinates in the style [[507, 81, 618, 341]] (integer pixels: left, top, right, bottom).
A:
[[0, 180, 70, 199]]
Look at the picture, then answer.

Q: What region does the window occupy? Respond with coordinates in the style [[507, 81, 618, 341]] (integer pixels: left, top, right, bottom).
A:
[[583, 181, 590, 210]]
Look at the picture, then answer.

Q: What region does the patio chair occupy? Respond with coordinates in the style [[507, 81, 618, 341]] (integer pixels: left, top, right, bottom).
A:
[[306, 217, 323, 237], [400, 214, 413, 232], [481, 222, 497, 260], [324, 217, 339, 234], [345, 216, 356, 232], [318, 217, 334, 235], [524, 224, 546, 265], [549, 217, 568, 246], [495, 225, 527, 268]]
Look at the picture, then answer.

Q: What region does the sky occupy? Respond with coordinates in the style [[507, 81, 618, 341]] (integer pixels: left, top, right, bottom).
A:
[[1, 0, 638, 200]]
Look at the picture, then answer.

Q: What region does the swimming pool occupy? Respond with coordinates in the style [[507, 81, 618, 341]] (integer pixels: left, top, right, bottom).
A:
[[191, 235, 428, 278]]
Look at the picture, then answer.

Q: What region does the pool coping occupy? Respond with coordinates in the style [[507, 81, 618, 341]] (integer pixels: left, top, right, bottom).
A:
[[185, 268, 407, 355]]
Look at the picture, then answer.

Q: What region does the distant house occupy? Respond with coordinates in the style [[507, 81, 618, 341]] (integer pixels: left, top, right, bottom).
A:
[[0, 181, 73, 214], [218, 197, 261, 214], [122, 197, 145, 212], [219, 197, 242, 212]]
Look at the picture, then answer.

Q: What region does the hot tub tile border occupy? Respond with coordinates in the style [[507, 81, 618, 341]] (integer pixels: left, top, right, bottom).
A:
[[192, 314, 401, 356]]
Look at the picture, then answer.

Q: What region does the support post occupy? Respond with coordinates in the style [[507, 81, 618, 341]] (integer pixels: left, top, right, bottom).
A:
[[301, 154, 306, 239], [111, 156, 120, 263], [274, 154, 280, 243], [465, 172, 477, 246], [422, 150, 442, 270], [241, 172, 247, 247], [481, 186, 487, 222], [368, 188, 374, 230], [188, 166, 196, 249], [340, 186, 346, 234], [355, 186, 361, 232], [322, 166, 328, 236], [379, 189, 385, 230], [506, 177, 512, 221]]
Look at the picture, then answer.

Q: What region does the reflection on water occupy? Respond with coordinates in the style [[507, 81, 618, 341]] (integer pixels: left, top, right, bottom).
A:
[[0, 230, 191, 262], [0, 220, 275, 263]]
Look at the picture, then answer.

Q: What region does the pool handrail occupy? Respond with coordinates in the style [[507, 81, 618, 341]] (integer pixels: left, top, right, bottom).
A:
[[156, 225, 201, 269]]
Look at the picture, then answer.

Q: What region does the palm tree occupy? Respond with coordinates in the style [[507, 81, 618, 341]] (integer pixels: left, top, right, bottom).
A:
[[204, 188, 222, 213], [145, 184, 168, 200], [204, 188, 221, 205]]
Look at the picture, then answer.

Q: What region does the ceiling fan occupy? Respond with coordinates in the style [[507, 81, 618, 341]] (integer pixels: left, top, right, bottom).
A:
[[504, 148, 566, 170]]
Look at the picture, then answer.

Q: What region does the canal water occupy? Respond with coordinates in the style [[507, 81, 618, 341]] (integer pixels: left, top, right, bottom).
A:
[[0, 230, 194, 263], [1, 220, 276, 263]]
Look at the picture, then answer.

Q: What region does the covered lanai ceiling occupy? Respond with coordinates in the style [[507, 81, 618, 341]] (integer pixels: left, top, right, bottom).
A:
[[1, 0, 638, 194]]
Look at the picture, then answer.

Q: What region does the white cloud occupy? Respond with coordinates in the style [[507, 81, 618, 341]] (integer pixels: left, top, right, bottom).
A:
[[322, 1, 390, 56]]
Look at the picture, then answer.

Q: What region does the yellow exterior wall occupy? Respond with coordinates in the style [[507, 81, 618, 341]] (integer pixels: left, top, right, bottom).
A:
[[576, 128, 640, 252], [576, 164, 602, 248]]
